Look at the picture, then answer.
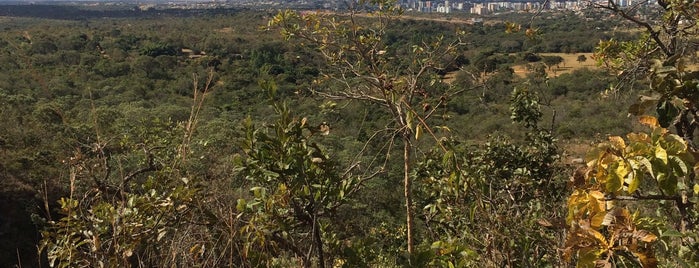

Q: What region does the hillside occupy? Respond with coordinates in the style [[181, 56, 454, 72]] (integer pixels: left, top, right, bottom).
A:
[[3, 4, 694, 267]]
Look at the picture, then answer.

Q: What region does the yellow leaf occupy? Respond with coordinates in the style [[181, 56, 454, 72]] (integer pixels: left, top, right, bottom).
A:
[[588, 228, 609, 248], [608, 136, 626, 151], [627, 170, 640, 193], [633, 251, 658, 267], [190, 244, 200, 254], [655, 146, 668, 164], [319, 123, 330, 135], [639, 115, 659, 128], [634, 229, 658, 243], [589, 190, 605, 201], [415, 124, 422, 140], [614, 162, 629, 183], [627, 132, 650, 143], [577, 247, 603, 268], [694, 183, 699, 195], [591, 212, 606, 229]]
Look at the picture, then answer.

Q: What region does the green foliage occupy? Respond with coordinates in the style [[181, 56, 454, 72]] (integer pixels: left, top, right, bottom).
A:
[[510, 87, 543, 129], [38, 120, 201, 267], [268, 0, 467, 255], [236, 101, 361, 266], [541, 55, 564, 70], [139, 42, 178, 57], [414, 89, 564, 266], [42, 185, 196, 267], [0, 7, 651, 268]]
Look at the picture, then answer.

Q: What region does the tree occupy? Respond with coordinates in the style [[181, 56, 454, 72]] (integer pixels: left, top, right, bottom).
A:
[[37, 72, 225, 268], [236, 96, 366, 267], [139, 42, 178, 57], [542, 55, 564, 71], [268, 0, 465, 254], [414, 87, 564, 267], [576, 54, 587, 65], [565, 0, 699, 265]]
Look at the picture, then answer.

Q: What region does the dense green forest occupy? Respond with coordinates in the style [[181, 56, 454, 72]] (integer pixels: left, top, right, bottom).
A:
[[1, 0, 697, 267]]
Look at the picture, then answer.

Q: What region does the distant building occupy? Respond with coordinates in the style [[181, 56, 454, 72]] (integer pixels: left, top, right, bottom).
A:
[[436, 0, 451, 13], [470, 3, 488, 15]]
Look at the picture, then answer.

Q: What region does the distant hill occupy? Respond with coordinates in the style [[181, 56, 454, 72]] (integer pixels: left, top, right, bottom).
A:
[[0, 4, 240, 19]]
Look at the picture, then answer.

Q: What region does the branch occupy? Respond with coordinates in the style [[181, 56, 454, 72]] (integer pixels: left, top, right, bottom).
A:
[[594, 0, 671, 56], [605, 194, 677, 201], [121, 146, 162, 194], [401, 101, 447, 152]]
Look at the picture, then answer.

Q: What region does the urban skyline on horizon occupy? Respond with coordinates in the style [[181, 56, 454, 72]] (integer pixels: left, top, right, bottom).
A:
[[0, 0, 654, 16]]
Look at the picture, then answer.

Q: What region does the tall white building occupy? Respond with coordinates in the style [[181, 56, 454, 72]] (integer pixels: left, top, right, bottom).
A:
[[437, 0, 451, 13]]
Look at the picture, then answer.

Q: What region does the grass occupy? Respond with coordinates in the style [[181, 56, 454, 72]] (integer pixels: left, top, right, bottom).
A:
[[512, 52, 599, 78]]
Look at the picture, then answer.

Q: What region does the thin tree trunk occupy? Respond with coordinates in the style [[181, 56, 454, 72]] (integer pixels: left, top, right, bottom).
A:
[[313, 213, 325, 268], [403, 134, 414, 255]]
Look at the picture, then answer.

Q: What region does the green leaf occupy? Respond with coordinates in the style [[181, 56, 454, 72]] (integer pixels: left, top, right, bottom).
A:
[[606, 162, 625, 193], [251, 187, 266, 198], [661, 229, 683, 237], [669, 155, 688, 176], [236, 199, 247, 212], [656, 100, 679, 128], [577, 248, 603, 268], [663, 134, 687, 154], [657, 173, 678, 195], [633, 156, 654, 178], [627, 171, 641, 193], [415, 124, 422, 140]]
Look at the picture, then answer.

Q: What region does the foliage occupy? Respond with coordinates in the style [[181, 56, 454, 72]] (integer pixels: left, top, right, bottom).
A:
[[541, 55, 564, 71], [577, 54, 587, 64], [414, 87, 565, 267], [0, 6, 649, 267], [268, 0, 465, 254], [235, 97, 363, 267], [563, 0, 699, 266], [565, 116, 698, 267], [38, 120, 201, 267], [139, 42, 178, 57]]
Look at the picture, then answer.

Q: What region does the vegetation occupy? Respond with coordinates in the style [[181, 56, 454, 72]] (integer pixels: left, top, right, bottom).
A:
[[562, 0, 699, 265], [3, 0, 697, 267]]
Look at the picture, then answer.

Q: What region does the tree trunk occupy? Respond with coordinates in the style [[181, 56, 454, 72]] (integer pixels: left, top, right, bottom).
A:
[[403, 134, 414, 255], [313, 213, 325, 268]]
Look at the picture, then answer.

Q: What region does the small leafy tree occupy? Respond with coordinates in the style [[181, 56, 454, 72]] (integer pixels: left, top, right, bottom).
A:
[[236, 97, 365, 267], [542, 55, 564, 71], [39, 74, 215, 267], [414, 86, 564, 266], [268, 0, 465, 254], [577, 54, 587, 65], [564, 0, 699, 266]]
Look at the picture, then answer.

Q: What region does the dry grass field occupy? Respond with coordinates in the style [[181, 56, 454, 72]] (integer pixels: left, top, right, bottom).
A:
[[443, 52, 600, 84], [513, 52, 599, 78]]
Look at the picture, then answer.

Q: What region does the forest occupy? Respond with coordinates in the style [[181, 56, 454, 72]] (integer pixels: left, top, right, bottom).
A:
[[0, 0, 697, 267]]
